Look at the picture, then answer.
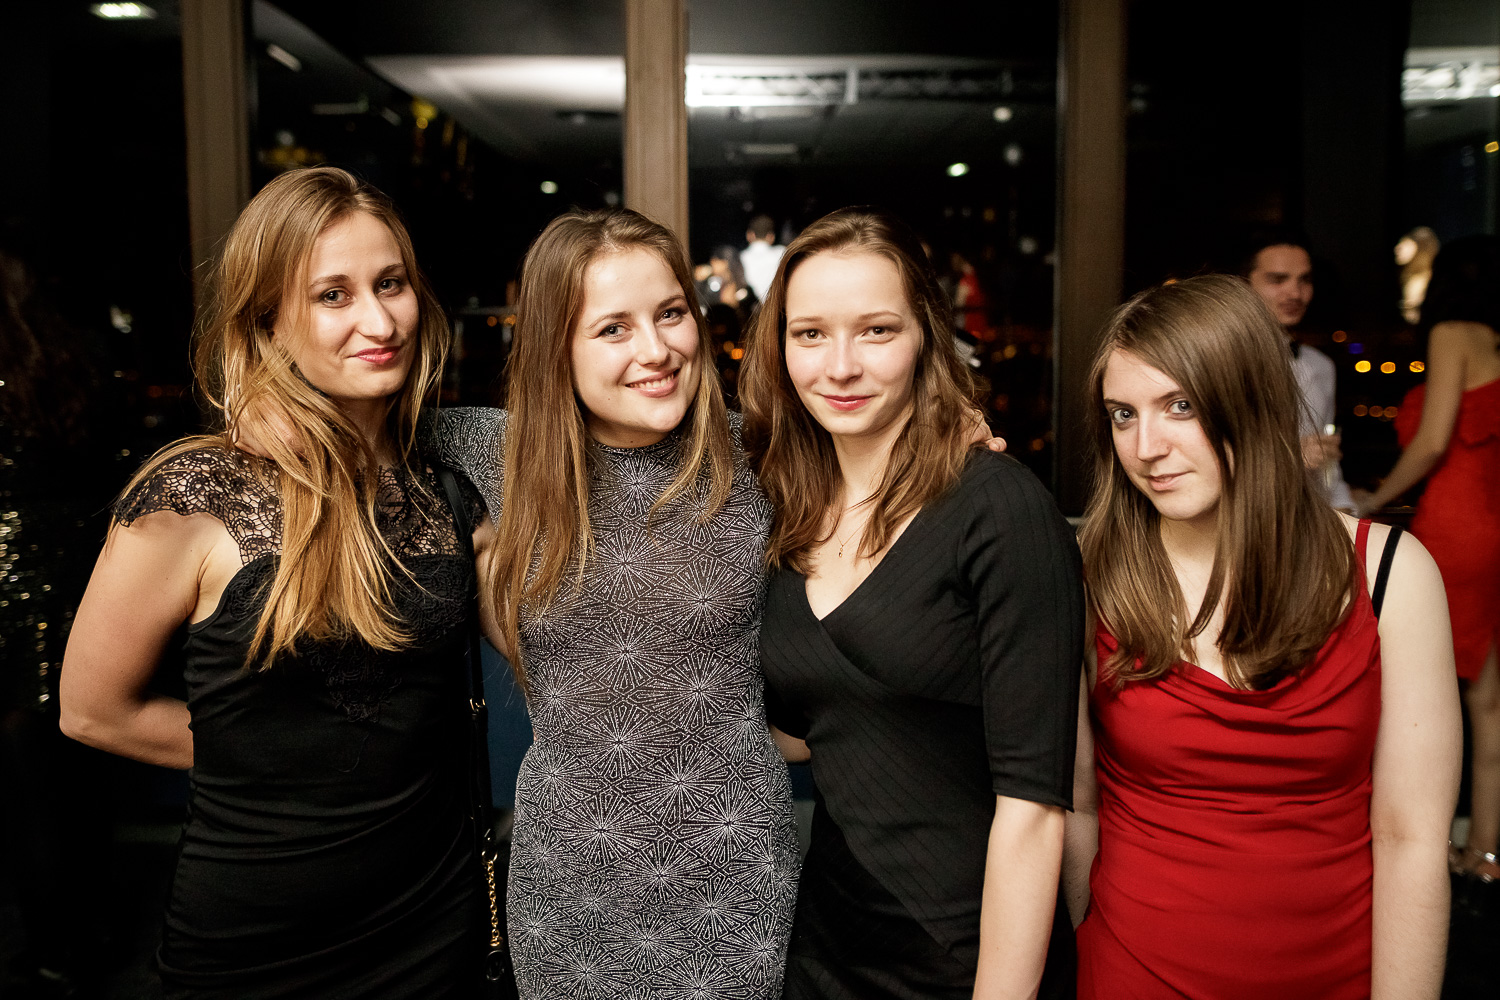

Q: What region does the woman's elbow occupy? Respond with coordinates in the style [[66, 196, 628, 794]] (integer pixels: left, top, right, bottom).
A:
[[58, 702, 104, 747], [57, 680, 118, 750]]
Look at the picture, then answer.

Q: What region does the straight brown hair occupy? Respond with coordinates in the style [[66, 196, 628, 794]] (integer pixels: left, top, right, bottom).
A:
[[1078, 274, 1357, 690], [121, 166, 451, 667], [740, 207, 982, 572], [488, 209, 735, 690]]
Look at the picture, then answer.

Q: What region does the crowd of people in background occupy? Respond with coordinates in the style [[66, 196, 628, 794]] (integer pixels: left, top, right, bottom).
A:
[[0, 161, 1493, 999]]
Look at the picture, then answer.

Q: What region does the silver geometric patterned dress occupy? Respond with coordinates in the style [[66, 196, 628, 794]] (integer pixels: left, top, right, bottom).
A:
[[429, 407, 800, 1000]]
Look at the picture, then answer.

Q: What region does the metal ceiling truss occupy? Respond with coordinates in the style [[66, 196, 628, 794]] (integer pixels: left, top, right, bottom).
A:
[[686, 65, 1033, 108]]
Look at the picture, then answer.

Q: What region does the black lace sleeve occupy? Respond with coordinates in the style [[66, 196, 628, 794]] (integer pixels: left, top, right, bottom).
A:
[[113, 447, 282, 565]]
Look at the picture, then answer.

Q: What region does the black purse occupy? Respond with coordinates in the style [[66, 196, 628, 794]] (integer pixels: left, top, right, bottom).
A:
[[437, 467, 519, 999]]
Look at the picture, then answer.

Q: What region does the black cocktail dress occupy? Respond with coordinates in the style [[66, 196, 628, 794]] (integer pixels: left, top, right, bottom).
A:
[[115, 447, 486, 999]]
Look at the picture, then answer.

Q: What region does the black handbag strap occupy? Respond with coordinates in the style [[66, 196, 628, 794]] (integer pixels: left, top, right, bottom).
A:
[[436, 467, 492, 805], [436, 466, 511, 984], [1371, 526, 1403, 620]]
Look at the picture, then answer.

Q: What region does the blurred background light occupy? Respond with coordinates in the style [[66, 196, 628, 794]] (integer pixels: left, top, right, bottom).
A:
[[266, 43, 301, 72], [1355, 360, 1372, 372], [946, 162, 969, 177], [90, 3, 155, 18]]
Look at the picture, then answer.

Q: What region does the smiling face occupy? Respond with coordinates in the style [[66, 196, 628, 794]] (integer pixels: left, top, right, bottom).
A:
[[782, 251, 922, 447], [277, 210, 418, 417], [1247, 244, 1313, 330], [570, 247, 699, 448], [1102, 348, 1224, 530]]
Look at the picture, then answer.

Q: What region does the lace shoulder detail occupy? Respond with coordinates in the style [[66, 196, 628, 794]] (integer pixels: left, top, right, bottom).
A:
[[114, 446, 281, 565], [422, 406, 506, 520]]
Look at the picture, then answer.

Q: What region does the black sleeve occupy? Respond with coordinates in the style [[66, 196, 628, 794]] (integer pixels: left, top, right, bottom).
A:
[[762, 672, 809, 740], [960, 454, 1084, 809], [113, 446, 281, 565]]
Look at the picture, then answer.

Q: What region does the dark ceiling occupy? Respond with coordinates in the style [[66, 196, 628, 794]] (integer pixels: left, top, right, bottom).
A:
[[265, 1, 1058, 170], [270, 0, 1056, 61]]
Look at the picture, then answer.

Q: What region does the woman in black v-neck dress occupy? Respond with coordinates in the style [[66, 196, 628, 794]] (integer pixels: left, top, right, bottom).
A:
[[741, 209, 1083, 999]]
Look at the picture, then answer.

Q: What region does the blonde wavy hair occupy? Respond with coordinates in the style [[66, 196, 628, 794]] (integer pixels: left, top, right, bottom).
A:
[[122, 166, 451, 667]]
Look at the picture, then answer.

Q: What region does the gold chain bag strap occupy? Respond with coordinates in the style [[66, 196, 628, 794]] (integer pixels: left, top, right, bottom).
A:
[[437, 466, 516, 996]]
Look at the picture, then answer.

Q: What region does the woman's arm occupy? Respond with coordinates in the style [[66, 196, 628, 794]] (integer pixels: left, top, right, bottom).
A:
[[966, 459, 1084, 998], [471, 515, 513, 662], [1363, 323, 1469, 511], [974, 796, 1065, 1000], [768, 725, 810, 763], [1062, 654, 1098, 928], [1366, 525, 1462, 1000], [59, 512, 222, 769]]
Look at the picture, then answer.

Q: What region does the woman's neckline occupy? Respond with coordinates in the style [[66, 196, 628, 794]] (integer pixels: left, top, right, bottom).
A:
[[591, 428, 682, 457]]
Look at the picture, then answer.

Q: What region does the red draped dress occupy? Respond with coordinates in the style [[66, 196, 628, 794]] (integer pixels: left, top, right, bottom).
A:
[[1076, 521, 1383, 999], [1395, 377, 1500, 681]]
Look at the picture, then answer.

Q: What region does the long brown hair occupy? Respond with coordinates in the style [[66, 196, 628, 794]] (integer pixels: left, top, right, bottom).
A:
[[1078, 274, 1356, 690], [488, 209, 734, 689], [121, 166, 450, 667], [740, 207, 982, 572]]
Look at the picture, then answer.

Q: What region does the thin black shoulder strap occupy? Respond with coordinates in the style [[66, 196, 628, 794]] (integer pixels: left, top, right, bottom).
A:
[[1371, 526, 1404, 620]]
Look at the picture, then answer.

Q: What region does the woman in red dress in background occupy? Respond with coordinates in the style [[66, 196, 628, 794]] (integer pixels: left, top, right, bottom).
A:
[[1066, 275, 1461, 999], [1361, 235, 1500, 881]]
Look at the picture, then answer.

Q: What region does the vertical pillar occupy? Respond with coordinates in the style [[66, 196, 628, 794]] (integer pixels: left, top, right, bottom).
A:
[[1300, 0, 1409, 335], [1053, 0, 1127, 515], [623, 0, 689, 238], [181, 0, 251, 298]]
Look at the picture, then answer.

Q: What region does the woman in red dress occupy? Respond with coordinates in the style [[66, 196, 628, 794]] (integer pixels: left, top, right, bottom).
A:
[[1066, 275, 1461, 999], [1361, 235, 1500, 881]]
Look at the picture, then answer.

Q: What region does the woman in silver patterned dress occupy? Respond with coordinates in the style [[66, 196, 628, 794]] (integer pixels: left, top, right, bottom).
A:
[[426, 209, 800, 1000]]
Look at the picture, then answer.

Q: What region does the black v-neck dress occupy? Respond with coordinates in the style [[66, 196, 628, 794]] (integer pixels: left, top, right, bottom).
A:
[[760, 450, 1084, 999]]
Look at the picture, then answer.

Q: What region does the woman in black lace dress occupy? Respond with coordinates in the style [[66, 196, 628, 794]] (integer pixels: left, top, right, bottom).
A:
[[59, 167, 488, 998]]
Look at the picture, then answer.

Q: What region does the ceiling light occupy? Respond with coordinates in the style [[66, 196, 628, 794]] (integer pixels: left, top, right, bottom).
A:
[[947, 162, 969, 177], [91, 3, 156, 18], [266, 44, 302, 72], [993, 105, 1013, 122], [540, 181, 558, 194]]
